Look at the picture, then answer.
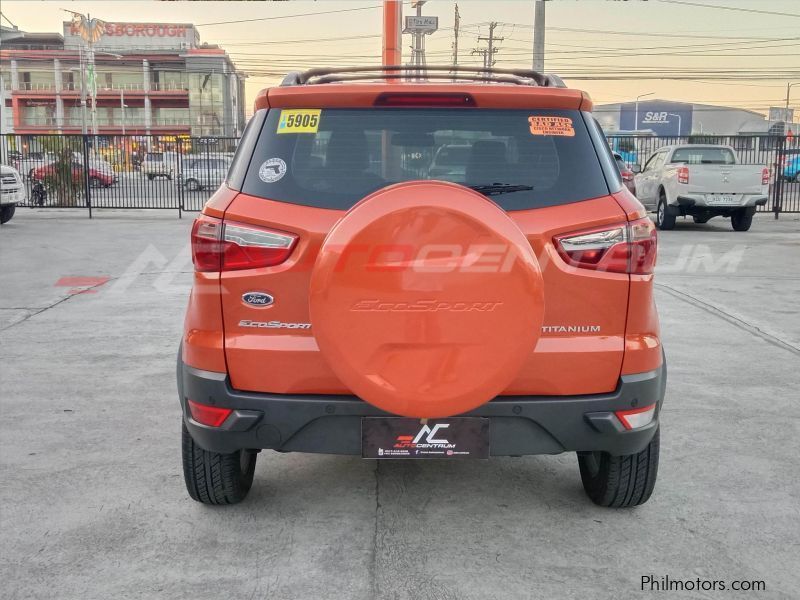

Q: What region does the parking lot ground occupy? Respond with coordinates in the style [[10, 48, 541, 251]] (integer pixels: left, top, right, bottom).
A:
[[1, 210, 799, 600]]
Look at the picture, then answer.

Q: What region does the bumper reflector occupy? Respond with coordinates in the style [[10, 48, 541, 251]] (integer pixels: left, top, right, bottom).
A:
[[615, 404, 657, 430], [187, 399, 232, 427]]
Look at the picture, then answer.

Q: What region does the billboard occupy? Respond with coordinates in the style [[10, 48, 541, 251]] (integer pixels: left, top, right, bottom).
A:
[[63, 21, 199, 51], [619, 101, 693, 136], [404, 16, 438, 33], [768, 107, 794, 123]]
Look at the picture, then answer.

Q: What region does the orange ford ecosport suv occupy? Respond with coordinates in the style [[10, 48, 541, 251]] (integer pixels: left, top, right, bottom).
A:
[[178, 66, 665, 507]]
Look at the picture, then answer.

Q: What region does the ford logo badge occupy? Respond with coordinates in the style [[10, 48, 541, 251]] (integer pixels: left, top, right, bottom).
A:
[[242, 292, 274, 307]]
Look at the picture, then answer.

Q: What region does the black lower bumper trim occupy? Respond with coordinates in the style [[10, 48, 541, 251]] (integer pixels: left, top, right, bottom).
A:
[[178, 352, 666, 458]]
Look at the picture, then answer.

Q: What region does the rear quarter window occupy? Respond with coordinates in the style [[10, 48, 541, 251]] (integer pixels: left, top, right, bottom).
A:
[[241, 108, 611, 211]]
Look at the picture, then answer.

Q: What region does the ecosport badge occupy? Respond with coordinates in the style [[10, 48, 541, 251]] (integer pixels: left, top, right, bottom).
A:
[[239, 320, 311, 330]]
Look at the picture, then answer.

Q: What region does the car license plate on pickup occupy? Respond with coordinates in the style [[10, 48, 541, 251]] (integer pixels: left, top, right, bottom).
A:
[[362, 417, 490, 459], [707, 194, 736, 205]]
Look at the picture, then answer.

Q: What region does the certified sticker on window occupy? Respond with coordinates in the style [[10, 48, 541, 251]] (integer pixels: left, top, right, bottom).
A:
[[528, 116, 575, 137], [277, 109, 321, 134]]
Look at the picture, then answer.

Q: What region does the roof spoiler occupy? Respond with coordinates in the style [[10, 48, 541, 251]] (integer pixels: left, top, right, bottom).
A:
[[280, 65, 567, 88]]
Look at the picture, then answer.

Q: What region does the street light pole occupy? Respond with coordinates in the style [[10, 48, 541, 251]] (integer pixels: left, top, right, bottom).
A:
[[634, 92, 654, 131], [79, 45, 88, 135], [120, 88, 126, 135], [786, 82, 799, 123], [668, 113, 682, 137], [532, 0, 545, 72]]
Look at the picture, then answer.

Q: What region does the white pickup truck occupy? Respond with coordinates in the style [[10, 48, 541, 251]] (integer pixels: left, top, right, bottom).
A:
[[633, 144, 769, 232], [0, 164, 25, 224]]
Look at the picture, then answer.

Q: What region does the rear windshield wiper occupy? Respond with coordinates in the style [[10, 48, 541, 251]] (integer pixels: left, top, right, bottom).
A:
[[467, 183, 534, 196]]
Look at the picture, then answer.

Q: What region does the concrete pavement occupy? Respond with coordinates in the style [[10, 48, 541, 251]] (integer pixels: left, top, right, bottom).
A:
[[1, 210, 798, 599]]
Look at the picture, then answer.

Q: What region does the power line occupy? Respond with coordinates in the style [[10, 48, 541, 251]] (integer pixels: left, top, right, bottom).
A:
[[657, 0, 800, 18], [503, 22, 798, 40], [195, 4, 382, 27]]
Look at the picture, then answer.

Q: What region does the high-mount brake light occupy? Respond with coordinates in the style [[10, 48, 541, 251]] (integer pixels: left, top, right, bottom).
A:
[[373, 93, 477, 107], [677, 166, 690, 184], [554, 217, 657, 275], [191, 215, 298, 272]]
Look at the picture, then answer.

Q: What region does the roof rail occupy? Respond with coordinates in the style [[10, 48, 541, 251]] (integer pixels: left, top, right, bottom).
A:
[[280, 65, 566, 88]]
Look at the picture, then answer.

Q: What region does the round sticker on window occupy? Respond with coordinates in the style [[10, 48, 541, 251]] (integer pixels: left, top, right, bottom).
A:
[[259, 158, 287, 183]]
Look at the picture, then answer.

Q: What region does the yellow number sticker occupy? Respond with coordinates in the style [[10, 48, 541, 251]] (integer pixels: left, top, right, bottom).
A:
[[277, 109, 322, 134]]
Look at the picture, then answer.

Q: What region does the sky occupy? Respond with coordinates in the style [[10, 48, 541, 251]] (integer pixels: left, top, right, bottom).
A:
[[1, 0, 799, 118]]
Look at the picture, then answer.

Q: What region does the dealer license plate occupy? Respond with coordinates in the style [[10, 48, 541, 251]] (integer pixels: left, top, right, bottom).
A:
[[362, 417, 490, 459], [707, 194, 736, 205]]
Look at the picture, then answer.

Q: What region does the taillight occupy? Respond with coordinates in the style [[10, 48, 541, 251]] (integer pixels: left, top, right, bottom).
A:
[[677, 166, 689, 184], [191, 214, 224, 271], [621, 169, 634, 182], [191, 214, 298, 272], [761, 167, 770, 185], [554, 217, 657, 275], [187, 399, 232, 427], [373, 92, 476, 107]]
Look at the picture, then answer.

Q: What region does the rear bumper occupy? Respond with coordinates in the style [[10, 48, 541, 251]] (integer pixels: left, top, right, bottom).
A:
[[1, 189, 25, 205], [675, 194, 767, 209], [178, 353, 666, 458]]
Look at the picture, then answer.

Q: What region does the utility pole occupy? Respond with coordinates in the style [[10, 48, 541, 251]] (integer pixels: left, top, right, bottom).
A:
[[532, 0, 545, 72], [474, 22, 503, 71], [452, 3, 460, 67]]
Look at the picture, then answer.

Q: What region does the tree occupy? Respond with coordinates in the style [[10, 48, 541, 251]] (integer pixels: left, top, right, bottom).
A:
[[39, 136, 85, 206]]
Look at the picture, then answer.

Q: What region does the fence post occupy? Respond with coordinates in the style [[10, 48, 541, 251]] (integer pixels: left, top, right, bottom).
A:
[[82, 135, 92, 218], [773, 136, 785, 220]]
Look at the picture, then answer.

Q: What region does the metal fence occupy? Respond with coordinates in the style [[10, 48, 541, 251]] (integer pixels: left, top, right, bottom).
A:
[[2, 133, 799, 217], [607, 134, 800, 215], [1, 134, 239, 217]]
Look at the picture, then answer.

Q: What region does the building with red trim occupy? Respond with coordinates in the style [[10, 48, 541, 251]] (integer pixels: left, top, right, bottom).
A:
[[0, 22, 246, 137]]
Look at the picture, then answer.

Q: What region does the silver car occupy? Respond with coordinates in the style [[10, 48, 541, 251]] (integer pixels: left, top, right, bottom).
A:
[[179, 157, 230, 191]]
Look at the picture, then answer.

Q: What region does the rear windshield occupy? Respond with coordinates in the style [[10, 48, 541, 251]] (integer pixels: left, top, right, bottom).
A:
[[146, 153, 163, 162], [670, 147, 736, 165], [240, 108, 609, 211]]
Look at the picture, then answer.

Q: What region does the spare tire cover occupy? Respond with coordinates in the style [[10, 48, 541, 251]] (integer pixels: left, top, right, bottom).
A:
[[309, 181, 544, 418]]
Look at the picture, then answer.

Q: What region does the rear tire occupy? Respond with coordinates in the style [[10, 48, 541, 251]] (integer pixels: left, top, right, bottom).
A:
[[185, 178, 200, 192], [147, 174, 155, 181], [731, 210, 753, 232], [181, 421, 256, 505], [578, 428, 660, 508], [656, 195, 676, 230], [0, 204, 15, 224]]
